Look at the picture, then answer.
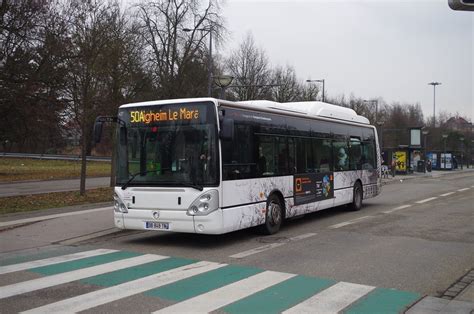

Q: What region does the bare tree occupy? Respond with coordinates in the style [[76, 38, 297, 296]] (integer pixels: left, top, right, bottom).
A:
[[269, 65, 303, 102], [57, 0, 119, 195], [136, 0, 224, 99], [226, 33, 272, 100]]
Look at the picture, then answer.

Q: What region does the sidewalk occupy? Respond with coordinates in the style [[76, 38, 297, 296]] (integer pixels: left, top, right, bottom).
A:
[[382, 167, 474, 185]]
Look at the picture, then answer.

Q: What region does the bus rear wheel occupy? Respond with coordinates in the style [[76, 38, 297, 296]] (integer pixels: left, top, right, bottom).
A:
[[348, 182, 363, 211], [258, 194, 284, 235]]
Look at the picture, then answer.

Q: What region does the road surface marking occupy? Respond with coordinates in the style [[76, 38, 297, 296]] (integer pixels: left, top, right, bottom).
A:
[[0, 206, 112, 228], [146, 265, 263, 301], [0, 254, 166, 299], [457, 188, 470, 192], [23, 261, 224, 314], [415, 197, 438, 204], [283, 282, 375, 314], [222, 275, 335, 314], [328, 216, 374, 229], [229, 233, 316, 259], [0, 249, 117, 275], [345, 288, 420, 314], [1, 248, 422, 313], [440, 192, 456, 197], [382, 204, 412, 214], [154, 271, 296, 314]]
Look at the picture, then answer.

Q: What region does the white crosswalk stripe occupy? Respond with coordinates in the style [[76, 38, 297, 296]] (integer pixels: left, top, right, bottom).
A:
[[154, 270, 296, 314], [0, 249, 118, 275], [0, 254, 166, 299], [22, 261, 224, 314], [283, 282, 375, 314]]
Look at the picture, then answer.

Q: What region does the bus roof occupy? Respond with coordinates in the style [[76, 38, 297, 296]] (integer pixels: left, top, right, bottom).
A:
[[236, 100, 370, 125], [119, 98, 370, 125]]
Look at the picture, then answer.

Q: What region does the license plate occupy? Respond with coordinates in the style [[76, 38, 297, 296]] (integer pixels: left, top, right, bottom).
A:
[[145, 221, 170, 230]]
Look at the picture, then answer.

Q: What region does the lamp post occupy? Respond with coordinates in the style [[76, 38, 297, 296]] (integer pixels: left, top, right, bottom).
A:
[[306, 79, 325, 102], [363, 99, 378, 123], [459, 136, 464, 170], [442, 133, 448, 169], [183, 26, 213, 97], [428, 82, 441, 126], [377, 121, 384, 156], [213, 75, 234, 100], [422, 130, 429, 172]]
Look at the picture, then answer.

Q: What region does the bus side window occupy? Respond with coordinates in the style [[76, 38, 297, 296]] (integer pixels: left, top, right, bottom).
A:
[[333, 139, 349, 171], [349, 139, 362, 170], [362, 142, 375, 170], [314, 138, 332, 172]]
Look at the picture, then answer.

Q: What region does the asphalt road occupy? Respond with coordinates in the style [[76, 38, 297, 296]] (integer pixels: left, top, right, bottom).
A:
[[1, 170, 473, 313]]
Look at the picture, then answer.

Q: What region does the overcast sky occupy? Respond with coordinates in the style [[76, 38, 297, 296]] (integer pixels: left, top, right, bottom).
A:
[[220, 0, 473, 121]]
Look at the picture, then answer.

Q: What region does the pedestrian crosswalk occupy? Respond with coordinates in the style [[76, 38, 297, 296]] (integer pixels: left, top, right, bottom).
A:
[[0, 247, 421, 313]]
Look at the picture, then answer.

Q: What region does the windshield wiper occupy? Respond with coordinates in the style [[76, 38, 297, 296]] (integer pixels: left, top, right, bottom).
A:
[[121, 170, 159, 190], [173, 181, 203, 191]]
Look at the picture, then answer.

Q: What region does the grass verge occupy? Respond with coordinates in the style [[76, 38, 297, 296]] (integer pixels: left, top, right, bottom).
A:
[[0, 187, 113, 215], [0, 158, 111, 182]]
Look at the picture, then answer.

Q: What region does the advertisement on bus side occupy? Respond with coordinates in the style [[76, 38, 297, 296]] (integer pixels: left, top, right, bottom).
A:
[[294, 172, 334, 205]]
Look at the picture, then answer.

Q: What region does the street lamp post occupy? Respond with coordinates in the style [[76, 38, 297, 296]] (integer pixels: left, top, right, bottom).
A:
[[213, 75, 234, 99], [183, 26, 213, 97], [422, 130, 429, 173], [442, 134, 448, 169], [428, 82, 441, 126], [306, 79, 325, 102], [377, 121, 385, 160], [460, 136, 464, 170]]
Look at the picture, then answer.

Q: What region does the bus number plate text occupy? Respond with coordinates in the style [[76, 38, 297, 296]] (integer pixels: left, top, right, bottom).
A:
[[145, 221, 170, 230]]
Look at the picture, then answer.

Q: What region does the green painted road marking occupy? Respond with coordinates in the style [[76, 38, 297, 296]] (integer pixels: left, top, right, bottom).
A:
[[30, 251, 142, 275], [80, 257, 197, 287], [343, 287, 421, 314], [222, 275, 335, 314], [146, 264, 263, 301], [0, 246, 83, 267]]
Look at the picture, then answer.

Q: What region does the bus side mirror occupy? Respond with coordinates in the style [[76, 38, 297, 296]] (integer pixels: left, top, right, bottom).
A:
[[220, 118, 234, 141], [94, 118, 104, 143]]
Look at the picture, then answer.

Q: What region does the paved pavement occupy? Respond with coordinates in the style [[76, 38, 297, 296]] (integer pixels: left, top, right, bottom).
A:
[[382, 168, 474, 185], [0, 177, 111, 197]]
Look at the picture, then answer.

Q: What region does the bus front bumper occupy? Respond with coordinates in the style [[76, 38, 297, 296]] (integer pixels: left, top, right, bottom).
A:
[[114, 208, 225, 234]]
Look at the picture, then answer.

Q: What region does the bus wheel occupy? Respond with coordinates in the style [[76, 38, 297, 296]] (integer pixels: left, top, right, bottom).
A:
[[259, 194, 284, 235], [348, 182, 363, 211]]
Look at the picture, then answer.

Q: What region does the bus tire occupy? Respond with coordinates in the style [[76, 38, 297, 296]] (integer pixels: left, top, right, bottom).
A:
[[348, 181, 363, 211], [258, 194, 284, 235]]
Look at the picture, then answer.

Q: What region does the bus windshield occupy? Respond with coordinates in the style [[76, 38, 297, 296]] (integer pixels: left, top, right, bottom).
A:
[[116, 101, 218, 188]]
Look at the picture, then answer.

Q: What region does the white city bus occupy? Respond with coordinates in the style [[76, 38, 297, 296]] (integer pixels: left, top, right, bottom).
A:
[[95, 98, 381, 235]]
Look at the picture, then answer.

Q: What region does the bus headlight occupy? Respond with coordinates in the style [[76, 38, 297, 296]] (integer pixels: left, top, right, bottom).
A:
[[187, 190, 218, 216], [113, 194, 120, 212], [119, 203, 128, 213], [114, 193, 128, 213]]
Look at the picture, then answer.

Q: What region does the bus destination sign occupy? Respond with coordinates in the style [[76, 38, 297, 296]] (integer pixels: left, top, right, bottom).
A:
[[130, 107, 199, 124], [294, 172, 334, 205]]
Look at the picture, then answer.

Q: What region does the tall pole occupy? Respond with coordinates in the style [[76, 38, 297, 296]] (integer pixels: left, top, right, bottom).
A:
[[363, 99, 378, 123], [306, 79, 325, 102], [321, 79, 325, 102], [207, 30, 213, 97], [428, 82, 441, 126]]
